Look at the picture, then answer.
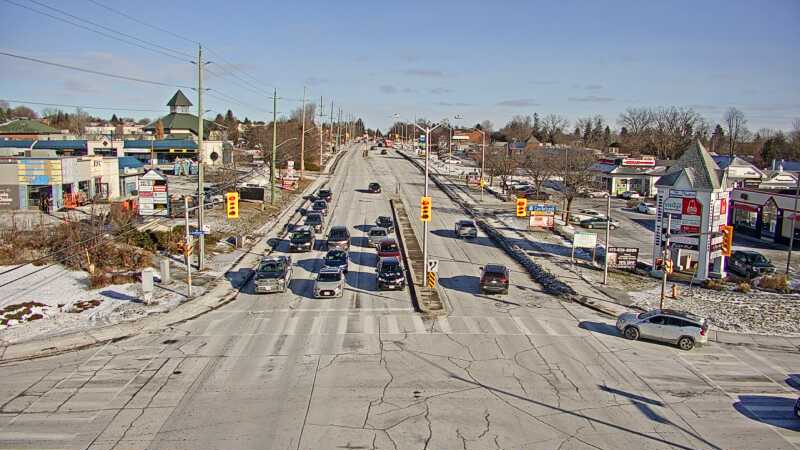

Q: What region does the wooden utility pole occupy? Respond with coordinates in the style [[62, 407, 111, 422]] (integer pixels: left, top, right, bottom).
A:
[[300, 86, 307, 180]]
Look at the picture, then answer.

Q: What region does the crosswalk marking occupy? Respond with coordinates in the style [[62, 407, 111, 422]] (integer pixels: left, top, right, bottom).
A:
[[285, 317, 300, 335], [336, 316, 348, 335], [486, 317, 505, 335], [386, 316, 400, 334], [536, 318, 559, 336], [512, 317, 532, 335], [412, 316, 426, 333], [310, 316, 325, 335], [362, 315, 376, 334], [463, 317, 481, 334], [437, 317, 453, 334]]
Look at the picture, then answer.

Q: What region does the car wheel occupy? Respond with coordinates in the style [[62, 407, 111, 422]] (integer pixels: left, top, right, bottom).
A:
[[623, 326, 640, 341], [677, 336, 695, 351]]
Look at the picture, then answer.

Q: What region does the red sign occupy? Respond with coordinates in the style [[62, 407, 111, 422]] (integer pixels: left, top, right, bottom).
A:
[[621, 158, 656, 167], [681, 225, 700, 233], [682, 198, 701, 216], [719, 198, 727, 215], [153, 185, 166, 192], [733, 203, 758, 212]]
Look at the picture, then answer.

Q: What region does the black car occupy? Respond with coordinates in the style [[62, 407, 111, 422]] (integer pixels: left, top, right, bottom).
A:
[[380, 148, 388, 155], [479, 264, 509, 295], [323, 249, 349, 273], [375, 216, 394, 233], [729, 250, 776, 278], [317, 188, 332, 202], [326, 225, 351, 250], [305, 212, 324, 233], [368, 182, 381, 193], [311, 200, 328, 216], [376, 257, 405, 290], [288, 226, 315, 252]]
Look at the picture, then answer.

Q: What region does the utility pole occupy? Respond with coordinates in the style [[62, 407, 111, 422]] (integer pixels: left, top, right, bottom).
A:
[[329, 100, 334, 153], [603, 193, 611, 284], [787, 172, 800, 274], [270, 88, 278, 204], [196, 44, 206, 270], [184, 196, 192, 298], [300, 86, 307, 180], [660, 214, 672, 309], [318, 97, 325, 170], [336, 108, 342, 150]]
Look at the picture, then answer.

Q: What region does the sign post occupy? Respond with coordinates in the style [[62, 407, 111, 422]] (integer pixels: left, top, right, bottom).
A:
[[426, 259, 438, 288]]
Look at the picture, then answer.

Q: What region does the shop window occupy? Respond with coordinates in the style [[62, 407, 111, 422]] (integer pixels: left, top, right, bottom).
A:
[[761, 202, 777, 238], [733, 208, 757, 231]]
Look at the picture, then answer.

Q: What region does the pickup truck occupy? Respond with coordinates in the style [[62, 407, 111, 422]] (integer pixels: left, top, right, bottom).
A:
[[254, 256, 292, 294]]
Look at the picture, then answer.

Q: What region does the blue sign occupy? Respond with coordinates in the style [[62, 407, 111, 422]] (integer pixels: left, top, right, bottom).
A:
[[528, 204, 556, 214], [190, 230, 207, 237]]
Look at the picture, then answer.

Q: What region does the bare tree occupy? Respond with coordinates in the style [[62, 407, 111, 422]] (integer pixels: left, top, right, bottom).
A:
[[617, 107, 655, 153], [520, 151, 557, 197], [500, 115, 533, 142], [483, 147, 519, 191], [479, 120, 494, 133], [541, 114, 569, 144], [555, 148, 597, 223], [651, 106, 704, 160], [723, 107, 747, 157]]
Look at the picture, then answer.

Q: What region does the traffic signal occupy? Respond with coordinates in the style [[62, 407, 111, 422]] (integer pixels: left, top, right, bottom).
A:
[[226, 192, 239, 219], [720, 225, 733, 256], [516, 197, 527, 217], [420, 196, 432, 222], [665, 259, 673, 274]]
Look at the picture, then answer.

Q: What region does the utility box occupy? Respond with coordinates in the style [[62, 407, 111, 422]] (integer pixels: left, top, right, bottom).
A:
[[159, 259, 171, 284], [141, 268, 155, 304]]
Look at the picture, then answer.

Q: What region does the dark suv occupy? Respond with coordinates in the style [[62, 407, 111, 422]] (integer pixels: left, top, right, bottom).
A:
[[368, 182, 381, 193], [728, 250, 776, 278], [305, 212, 324, 233], [317, 189, 332, 202], [288, 226, 315, 252], [326, 225, 351, 251], [479, 264, 509, 295], [376, 257, 405, 290], [375, 216, 394, 233]]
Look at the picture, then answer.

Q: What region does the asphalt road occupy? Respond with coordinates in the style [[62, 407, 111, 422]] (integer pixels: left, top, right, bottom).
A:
[[0, 144, 798, 450]]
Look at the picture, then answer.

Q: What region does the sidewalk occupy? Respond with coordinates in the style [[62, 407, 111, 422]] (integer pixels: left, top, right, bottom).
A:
[[0, 147, 349, 362]]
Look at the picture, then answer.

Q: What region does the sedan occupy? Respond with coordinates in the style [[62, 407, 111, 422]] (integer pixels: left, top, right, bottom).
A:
[[636, 202, 657, 214], [620, 191, 641, 199], [570, 209, 603, 222], [323, 249, 349, 273], [580, 217, 619, 229]]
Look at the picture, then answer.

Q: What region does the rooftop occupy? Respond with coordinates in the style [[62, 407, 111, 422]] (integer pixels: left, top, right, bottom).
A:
[[0, 119, 60, 134]]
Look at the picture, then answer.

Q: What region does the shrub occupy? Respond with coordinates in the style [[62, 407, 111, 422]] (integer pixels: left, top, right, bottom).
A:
[[735, 282, 751, 293], [758, 275, 789, 293], [702, 278, 726, 291]]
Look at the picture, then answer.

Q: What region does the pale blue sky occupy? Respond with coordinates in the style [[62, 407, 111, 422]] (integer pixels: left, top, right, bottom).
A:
[[1, 0, 798, 131]]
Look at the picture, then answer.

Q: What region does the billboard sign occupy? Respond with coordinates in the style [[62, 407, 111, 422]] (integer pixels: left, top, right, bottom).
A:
[[608, 247, 639, 269], [682, 197, 702, 216], [573, 232, 597, 248]]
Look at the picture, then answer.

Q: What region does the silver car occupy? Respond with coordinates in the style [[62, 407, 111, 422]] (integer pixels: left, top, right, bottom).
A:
[[367, 227, 388, 247], [616, 309, 708, 350], [313, 267, 344, 298]]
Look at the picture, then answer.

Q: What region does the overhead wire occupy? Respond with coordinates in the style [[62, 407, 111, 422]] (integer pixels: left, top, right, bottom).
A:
[[0, 99, 163, 113]]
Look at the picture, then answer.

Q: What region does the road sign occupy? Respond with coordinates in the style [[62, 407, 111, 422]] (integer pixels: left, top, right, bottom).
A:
[[427, 271, 437, 288], [573, 232, 597, 248], [427, 259, 439, 273], [190, 230, 207, 237]]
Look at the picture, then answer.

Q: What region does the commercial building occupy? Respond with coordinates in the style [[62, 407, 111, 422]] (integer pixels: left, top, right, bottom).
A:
[[0, 119, 62, 140], [590, 156, 666, 197], [729, 167, 799, 247]]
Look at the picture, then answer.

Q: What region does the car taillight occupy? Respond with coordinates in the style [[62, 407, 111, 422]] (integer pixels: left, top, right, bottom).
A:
[[499, 277, 508, 283], [700, 323, 708, 336]]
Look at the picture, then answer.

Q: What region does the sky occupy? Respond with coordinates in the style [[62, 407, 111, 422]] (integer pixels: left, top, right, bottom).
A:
[[1, 0, 799, 133]]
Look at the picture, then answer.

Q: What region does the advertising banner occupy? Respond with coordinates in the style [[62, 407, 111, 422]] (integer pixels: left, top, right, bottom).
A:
[[608, 247, 639, 269]]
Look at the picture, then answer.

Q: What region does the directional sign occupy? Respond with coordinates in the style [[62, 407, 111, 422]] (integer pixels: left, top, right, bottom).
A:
[[427, 259, 439, 274], [190, 230, 207, 237]]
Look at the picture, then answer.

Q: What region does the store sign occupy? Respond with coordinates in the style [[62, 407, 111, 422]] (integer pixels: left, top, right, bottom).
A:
[[621, 158, 656, 167], [663, 197, 683, 214], [529, 215, 554, 229], [573, 232, 597, 248], [719, 198, 728, 215], [528, 203, 556, 215], [680, 225, 700, 233], [608, 247, 639, 269], [669, 189, 696, 198], [682, 198, 702, 216]]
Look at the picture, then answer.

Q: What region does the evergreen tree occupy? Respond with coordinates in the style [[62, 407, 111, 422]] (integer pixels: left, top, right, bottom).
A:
[[110, 114, 119, 124]]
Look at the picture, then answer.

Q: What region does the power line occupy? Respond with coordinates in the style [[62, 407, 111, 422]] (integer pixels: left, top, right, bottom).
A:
[[206, 90, 272, 115], [0, 51, 194, 89], [84, 0, 198, 45], [1, 99, 163, 113], [2, 0, 191, 63]]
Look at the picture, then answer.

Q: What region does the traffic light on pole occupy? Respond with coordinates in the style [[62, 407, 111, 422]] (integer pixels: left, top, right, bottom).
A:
[[420, 196, 432, 222], [720, 225, 733, 256], [516, 197, 527, 217], [226, 192, 239, 219]]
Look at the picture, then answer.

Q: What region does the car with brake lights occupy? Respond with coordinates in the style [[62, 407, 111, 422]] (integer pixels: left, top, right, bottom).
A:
[[326, 226, 351, 251], [305, 212, 324, 233], [317, 188, 332, 202], [479, 264, 510, 295], [311, 200, 328, 216], [377, 238, 401, 259], [375, 216, 394, 233], [376, 257, 405, 290]]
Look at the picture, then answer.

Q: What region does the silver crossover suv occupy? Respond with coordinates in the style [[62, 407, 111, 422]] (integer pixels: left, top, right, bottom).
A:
[[313, 267, 345, 298], [616, 309, 708, 350]]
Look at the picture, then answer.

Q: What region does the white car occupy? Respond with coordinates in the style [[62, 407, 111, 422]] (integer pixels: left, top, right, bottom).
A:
[[569, 209, 603, 222], [585, 191, 609, 198], [443, 158, 462, 165], [636, 202, 657, 214], [620, 191, 641, 199]]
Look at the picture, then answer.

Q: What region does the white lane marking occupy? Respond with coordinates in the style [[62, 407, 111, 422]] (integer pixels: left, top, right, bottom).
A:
[[386, 316, 400, 334], [512, 317, 533, 336], [0, 432, 77, 441], [337, 316, 348, 335], [309, 316, 325, 335], [536, 318, 559, 336], [412, 316, 427, 334], [463, 317, 481, 334], [486, 317, 505, 335], [437, 317, 453, 334], [739, 347, 796, 393], [210, 308, 412, 313], [363, 316, 376, 334], [285, 317, 300, 335]]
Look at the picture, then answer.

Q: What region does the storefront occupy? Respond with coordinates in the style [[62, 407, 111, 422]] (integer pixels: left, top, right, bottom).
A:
[[730, 188, 799, 247], [591, 157, 665, 197]]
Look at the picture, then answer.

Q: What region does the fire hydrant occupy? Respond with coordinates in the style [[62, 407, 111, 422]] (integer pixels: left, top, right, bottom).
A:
[[671, 285, 678, 299]]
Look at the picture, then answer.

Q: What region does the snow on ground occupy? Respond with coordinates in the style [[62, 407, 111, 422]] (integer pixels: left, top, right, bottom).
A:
[[0, 264, 183, 344]]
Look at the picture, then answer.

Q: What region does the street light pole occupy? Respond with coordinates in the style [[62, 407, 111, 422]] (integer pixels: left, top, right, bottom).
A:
[[479, 129, 486, 202], [412, 120, 445, 282], [300, 86, 306, 180], [195, 44, 207, 270], [603, 193, 611, 283], [270, 88, 278, 204]]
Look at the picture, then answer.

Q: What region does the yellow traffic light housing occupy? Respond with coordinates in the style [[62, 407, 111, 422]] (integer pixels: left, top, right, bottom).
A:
[[420, 196, 432, 222], [515, 197, 527, 217], [720, 225, 733, 256], [226, 192, 239, 219]]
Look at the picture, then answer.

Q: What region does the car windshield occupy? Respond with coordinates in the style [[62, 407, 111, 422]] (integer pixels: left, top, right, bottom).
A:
[[329, 230, 347, 240], [291, 231, 311, 240], [750, 254, 769, 264], [378, 217, 392, 225], [370, 229, 387, 237], [325, 251, 346, 262], [380, 264, 402, 276], [318, 272, 341, 282], [306, 215, 321, 223], [319, 190, 330, 197], [313, 201, 326, 208], [258, 261, 282, 273], [460, 222, 476, 228], [639, 310, 659, 320], [381, 243, 398, 252]]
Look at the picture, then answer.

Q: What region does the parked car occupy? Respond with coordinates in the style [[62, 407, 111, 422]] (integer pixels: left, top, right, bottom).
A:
[[620, 191, 641, 199], [728, 250, 776, 278], [454, 220, 478, 239], [377, 239, 401, 259], [313, 267, 345, 298], [580, 216, 619, 229], [479, 264, 510, 295], [570, 209, 603, 222], [443, 158, 462, 165], [317, 188, 332, 202], [367, 227, 389, 247], [326, 225, 351, 251], [375, 216, 395, 233], [585, 191, 609, 198], [376, 257, 405, 290], [380, 148, 388, 155], [323, 249, 349, 273], [636, 202, 657, 214], [305, 212, 324, 233], [616, 309, 708, 350], [521, 190, 550, 201], [288, 226, 315, 252], [368, 182, 382, 193], [311, 200, 328, 216], [254, 256, 292, 294]]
